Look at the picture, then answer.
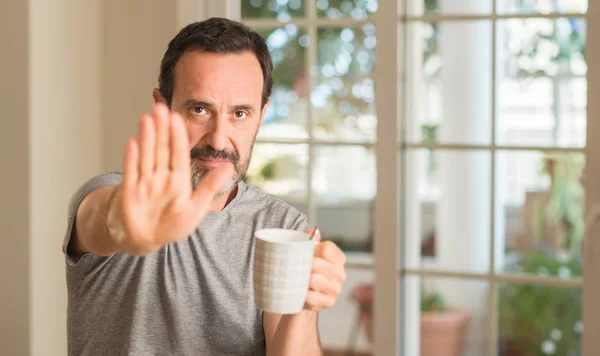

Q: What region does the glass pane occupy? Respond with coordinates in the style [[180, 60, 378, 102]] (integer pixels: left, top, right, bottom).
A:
[[401, 275, 490, 356], [242, 0, 305, 20], [320, 268, 374, 355], [498, 283, 582, 356], [407, 0, 492, 16], [497, 18, 587, 148], [497, 151, 584, 276], [255, 27, 309, 140], [404, 21, 492, 145], [403, 149, 491, 273], [245, 143, 308, 214], [314, 145, 375, 252], [317, 0, 378, 20], [314, 26, 377, 142], [497, 0, 588, 14]]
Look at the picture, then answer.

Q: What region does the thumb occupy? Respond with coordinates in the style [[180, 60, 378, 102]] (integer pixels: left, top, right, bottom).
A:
[[190, 164, 234, 211], [309, 227, 321, 243]]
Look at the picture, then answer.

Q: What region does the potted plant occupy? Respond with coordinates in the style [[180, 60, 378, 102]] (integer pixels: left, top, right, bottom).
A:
[[498, 252, 583, 356], [420, 292, 471, 356], [499, 153, 584, 355], [350, 285, 471, 356]]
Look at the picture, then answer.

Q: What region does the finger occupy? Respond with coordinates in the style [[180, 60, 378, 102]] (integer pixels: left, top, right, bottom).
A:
[[153, 104, 170, 172], [312, 257, 346, 284], [304, 290, 336, 311], [307, 227, 321, 243], [309, 273, 341, 296], [123, 137, 139, 189], [170, 111, 190, 172], [190, 164, 233, 214], [314, 241, 347, 265], [139, 114, 156, 180]]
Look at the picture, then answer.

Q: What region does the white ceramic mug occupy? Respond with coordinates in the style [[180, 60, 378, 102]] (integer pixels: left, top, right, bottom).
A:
[[253, 228, 316, 314]]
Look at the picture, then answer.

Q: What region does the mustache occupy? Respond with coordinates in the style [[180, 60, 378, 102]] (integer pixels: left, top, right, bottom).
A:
[[190, 145, 239, 163]]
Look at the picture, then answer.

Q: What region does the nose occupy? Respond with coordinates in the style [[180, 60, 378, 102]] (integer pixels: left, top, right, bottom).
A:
[[205, 115, 228, 151]]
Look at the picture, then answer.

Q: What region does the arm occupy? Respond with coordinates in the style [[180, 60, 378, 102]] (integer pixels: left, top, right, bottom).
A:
[[264, 311, 321, 356], [70, 185, 120, 256], [264, 229, 346, 356]]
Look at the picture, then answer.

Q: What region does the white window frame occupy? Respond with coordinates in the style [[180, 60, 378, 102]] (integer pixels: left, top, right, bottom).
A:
[[180, 1, 600, 354], [392, 1, 600, 356], [183, 1, 378, 232], [583, 2, 600, 354]]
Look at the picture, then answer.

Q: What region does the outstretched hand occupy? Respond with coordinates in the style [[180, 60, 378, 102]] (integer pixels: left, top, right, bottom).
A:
[[107, 103, 233, 255]]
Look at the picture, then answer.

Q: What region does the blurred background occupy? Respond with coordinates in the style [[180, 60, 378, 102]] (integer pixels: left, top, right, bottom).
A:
[[0, 0, 596, 355]]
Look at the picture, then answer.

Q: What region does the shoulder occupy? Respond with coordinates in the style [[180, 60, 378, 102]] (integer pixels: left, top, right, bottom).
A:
[[239, 182, 301, 214], [236, 182, 310, 231], [77, 171, 123, 191], [69, 171, 122, 207], [67, 171, 122, 213]]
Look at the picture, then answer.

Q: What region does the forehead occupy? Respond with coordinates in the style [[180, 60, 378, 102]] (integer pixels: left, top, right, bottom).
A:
[[173, 50, 264, 104]]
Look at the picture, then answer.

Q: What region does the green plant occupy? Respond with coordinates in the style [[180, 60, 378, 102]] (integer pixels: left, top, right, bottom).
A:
[[421, 291, 446, 312], [259, 159, 277, 181], [421, 124, 439, 177], [499, 252, 582, 356], [536, 153, 585, 255], [502, 154, 584, 355]]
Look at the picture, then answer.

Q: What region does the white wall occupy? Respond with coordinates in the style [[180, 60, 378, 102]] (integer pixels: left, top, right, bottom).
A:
[[0, 1, 30, 354], [0, 1, 179, 354], [103, 0, 178, 170], [28, 1, 103, 355], [0, 1, 104, 355]]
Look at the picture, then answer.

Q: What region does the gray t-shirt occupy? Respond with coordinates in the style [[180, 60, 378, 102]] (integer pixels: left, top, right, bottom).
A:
[[63, 172, 309, 356]]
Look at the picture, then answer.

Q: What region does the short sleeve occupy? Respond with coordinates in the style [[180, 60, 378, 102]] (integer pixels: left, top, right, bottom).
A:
[[287, 209, 310, 233], [63, 171, 123, 266]]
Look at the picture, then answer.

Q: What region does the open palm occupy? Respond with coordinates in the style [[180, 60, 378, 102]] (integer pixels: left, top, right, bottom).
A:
[[107, 103, 232, 255]]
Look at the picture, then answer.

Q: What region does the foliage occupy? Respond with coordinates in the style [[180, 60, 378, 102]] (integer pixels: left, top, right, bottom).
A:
[[420, 0, 586, 78], [538, 153, 585, 255], [511, 18, 586, 77], [259, 159, 277, 180], [421, 291, 446, 312], [501, 154, 584, 355], [421, 123, 438, 176], [499, 251, 582, 356], [242, 0, 376, 132]]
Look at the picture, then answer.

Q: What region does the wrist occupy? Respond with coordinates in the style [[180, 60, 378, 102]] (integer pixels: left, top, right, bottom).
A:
[[286, 309, 317, 321], [279, 310, 319, 339]]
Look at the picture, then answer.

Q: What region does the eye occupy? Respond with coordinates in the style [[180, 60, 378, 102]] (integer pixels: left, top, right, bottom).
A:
[[233, 111, 248, 120], [191, 106, 208, 116]]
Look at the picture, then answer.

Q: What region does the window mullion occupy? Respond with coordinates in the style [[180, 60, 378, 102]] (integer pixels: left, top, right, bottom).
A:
[[583, 1, 600, 355], [488, 0, 499, 354], [306, 0, 317, 224]]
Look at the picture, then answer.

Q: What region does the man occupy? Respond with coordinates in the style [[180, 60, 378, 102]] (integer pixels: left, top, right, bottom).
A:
[[63, 17, 346, 355]]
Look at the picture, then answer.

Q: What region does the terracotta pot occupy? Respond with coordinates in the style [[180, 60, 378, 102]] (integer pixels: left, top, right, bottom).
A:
[[420, 309, 471, 356], [357, 307, 470, 356]]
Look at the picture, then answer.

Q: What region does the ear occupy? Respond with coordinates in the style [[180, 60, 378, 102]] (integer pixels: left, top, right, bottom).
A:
[[152, 88, 167, 105]]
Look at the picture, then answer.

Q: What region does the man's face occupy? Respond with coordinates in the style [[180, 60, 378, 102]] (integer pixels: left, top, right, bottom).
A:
[[166, 50, 269, 195]]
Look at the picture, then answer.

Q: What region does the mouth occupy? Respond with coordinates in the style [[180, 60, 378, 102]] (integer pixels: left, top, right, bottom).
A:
[[196, 157, 232, 167]]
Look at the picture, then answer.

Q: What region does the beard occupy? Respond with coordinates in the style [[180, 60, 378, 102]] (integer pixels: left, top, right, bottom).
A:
[[190, 144, 253, 198]]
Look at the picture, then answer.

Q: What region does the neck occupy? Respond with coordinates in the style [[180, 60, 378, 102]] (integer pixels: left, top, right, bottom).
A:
[[208, 184, 239, 212]]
